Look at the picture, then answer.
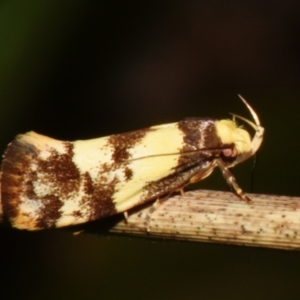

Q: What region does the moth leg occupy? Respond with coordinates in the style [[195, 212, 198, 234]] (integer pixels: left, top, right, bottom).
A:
[[179, 188, 185, 196], [145, 198, 162, 232], [73, 230, 84, 236], [123, 211, 129, 221], [217, 160, 252, 203]]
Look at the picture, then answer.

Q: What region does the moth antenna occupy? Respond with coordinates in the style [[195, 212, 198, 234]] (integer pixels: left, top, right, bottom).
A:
[[230, 113, 257, 131], [232, 95, 264, 164], [230, 95, 261, 130], [237, 94, 261, 127]]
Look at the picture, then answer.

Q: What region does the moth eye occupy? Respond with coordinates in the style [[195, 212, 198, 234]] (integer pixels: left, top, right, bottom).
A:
[[222, 148, 236, 157]]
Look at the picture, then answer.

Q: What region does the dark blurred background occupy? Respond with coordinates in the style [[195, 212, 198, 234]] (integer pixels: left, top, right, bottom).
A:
[[1, 1, 300, 299]]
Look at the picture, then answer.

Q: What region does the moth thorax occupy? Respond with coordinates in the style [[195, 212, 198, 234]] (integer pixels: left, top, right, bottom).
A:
[[215, 119, 251, 157]]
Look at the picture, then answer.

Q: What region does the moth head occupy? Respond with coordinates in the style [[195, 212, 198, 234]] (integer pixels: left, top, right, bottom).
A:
[[215, 95, 264, 166]]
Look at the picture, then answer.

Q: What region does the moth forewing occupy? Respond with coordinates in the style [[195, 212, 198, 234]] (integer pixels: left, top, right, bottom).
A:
[[0, 96, 263, 230]]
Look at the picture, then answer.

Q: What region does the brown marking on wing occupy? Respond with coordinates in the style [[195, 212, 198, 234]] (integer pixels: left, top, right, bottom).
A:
[[78, 171, 118, 221], [30, 142, 80, 228], [178, 118, 222, 151], [37, 143, 80, 195], [124, 166, 133, 181], [35, 195, 64, 229], [107, 128, 152, 163]]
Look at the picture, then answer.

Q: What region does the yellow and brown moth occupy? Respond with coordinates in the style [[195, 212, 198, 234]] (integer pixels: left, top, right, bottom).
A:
[[0, 95, 264, 230]]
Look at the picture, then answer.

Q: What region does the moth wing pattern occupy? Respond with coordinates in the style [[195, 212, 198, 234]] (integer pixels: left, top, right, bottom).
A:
[[1, 120, 223, 230]]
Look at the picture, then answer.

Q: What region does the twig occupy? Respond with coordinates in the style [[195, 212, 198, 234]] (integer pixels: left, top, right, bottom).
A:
[[106, 189, 300, 251]]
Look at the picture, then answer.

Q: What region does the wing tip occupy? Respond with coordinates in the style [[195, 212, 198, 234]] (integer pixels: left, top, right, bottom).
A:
[[1, 133, 42, 229]]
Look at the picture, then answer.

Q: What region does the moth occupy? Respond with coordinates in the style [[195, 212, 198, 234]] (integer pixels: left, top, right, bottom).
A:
[[0, 95, 264, 230]]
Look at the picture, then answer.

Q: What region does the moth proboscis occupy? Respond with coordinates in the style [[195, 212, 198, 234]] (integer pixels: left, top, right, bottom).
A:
[[0, 95, 264, 230]]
